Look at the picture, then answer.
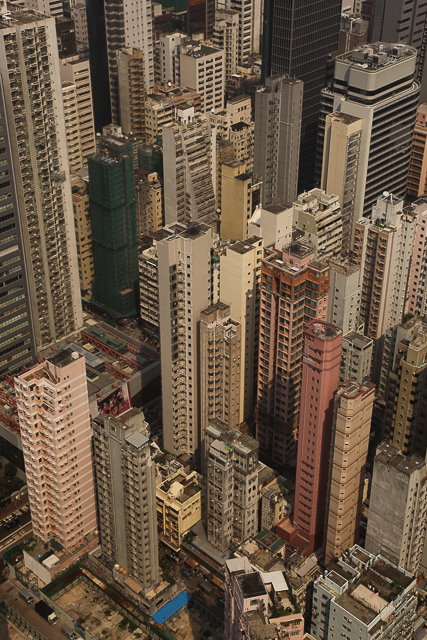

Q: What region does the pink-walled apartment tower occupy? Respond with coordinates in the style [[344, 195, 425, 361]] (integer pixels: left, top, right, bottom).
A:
[[15, 348, 97, 551], [293, 320, 342, 556]]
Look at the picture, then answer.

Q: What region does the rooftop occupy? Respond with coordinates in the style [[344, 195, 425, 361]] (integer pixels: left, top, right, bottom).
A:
[[48, 348, 82, 369], [0, 6, 50, 26], [307, 320, 342, 340], [263, 203, 289, 215], [337, 42, 416, 70], [237, 571, 267, 599], [375, 442, 426, 476]]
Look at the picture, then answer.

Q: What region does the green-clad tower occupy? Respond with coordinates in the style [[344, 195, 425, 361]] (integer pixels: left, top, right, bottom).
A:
[[88, 135, 138, 317]]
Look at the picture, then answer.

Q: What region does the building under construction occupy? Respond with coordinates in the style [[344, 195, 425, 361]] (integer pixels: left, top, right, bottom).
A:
[[88, 134, 139, 318]]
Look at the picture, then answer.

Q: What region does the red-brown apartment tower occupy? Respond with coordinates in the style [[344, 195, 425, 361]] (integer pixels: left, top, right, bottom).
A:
[[293, 320, 342, 556], [256, 240, 329, 465]]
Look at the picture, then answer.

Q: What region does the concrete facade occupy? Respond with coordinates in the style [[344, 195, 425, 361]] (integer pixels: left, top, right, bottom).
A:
[[326, 257, 361, 335], [365, 442, 427, 575], [293, 189, 342, 259], [117, 48, 145, 139], [179, 43, 224, 113], [324, 380, 375, 563], [248, 203, 293, 249], [406, 197, 427, 316], [16, 349, 97, 551], [340, 332, 373, 384], [220, 161, 261, 241], [71, 177, 93, 296]]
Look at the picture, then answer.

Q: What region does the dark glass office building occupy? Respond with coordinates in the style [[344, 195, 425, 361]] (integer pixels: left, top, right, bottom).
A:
[[264, 0, 341, 192]]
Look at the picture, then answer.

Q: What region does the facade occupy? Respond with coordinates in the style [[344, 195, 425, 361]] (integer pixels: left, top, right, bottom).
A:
[[407, 103, 427, 199], [72, 177, 94, 296], [158, 223, 215, 461], [205, 419, 260, 551], [293, 321, 342, 556], [213, 10, 239, 84], [187, 0, 214, 39], [266, 0, 342, 191], [88, 135, 139, 318], [92, 410, 159, 592], [27, 0, 63, 16], [406, 197, 427, 316], [71, 4, 89, 50], [324, 380, 375, 563], [163, 115, 217, 226], [15, 349, 97, 551], [145, 87, 201, 145], [199, 303, 242, 448], [229, 122, 254, 173], [220, 0, 255, 64], [60, 55, 96, 161], [159, 32, 186, 85], [256, 241, 330, 464], [326, 257, 361, 334], [179, 43, 225, 113], [156, 471, 205, 551], [139, 244, 159, 328], [0, 75, 36, 377], [104, 0, 153, 123], [0, 9, 83, 349], [248, 203, 293, 249], [311, 545, 417, 640], [366, 442, 427, 575], [135, 170, 163, 236], [221, 162, 262, 241], [220, 237, 263, 422], [320, 112, 362, 253], [261, 475, 294, 531], [62, 82, 84, 173], [117, 48, 145, 139], [254, 76, 303, 207], [381, 320, 427, 457], [293, 189, 342, 259], [353, 193, 416, 383], [317, 43, 420, 247], [340, 332, 373, 384], [337, 12, 369, 54]]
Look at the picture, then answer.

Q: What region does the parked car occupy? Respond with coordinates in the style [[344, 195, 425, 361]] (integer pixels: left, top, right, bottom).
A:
[[180, 569, 192, 580], [5, 519, 19, 530]]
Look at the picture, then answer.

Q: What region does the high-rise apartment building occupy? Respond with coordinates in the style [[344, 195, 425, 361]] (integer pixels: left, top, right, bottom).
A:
[[117, 48, 145, 139], [180, 43, 224, 113], [158, 223, 215, 461], [248, 203, 293, 248], [205, 419, 259, 551], [218, 0, 256, 64], [104, 0, 153, 123], [366, 442, 427, 575], [254, 76, 303, 207], [381, 320, 427, 457], [353, 193, 416, 382], [324, 380, 374, 563], [163, 115, 217, 226], [0, 75, 36, 377], [28, 0, 63, 17], [60, 55, 96, 162], [15, 349, 97, 551], [135, 170, 163, 236], [92, 410, 158, 583], [407, 104, 427, 199], [264, 0, 342, 191], [339, 332, 373, 384], [158, 32, 186, 85], [256, 242, 330, 464], [71, 4, 89, 51], [62, 82, 84, 172], [405, 198, 427, 317], [86, 0, 111, 130], [213, 10, 238, 86], [199, 303, 242, 447], [220, 161, 262, 241], [145, 86, 201, 145], [139, 243, 159, 329], [220, 237, 263, 422], [311, 544, 417, 640], [72, 177, 94, 297], [326, 257, 361, 334], [317, 44, 420, 247], [293, 321, 342, 556], [293, 189, 342, 259], [187, 0, 214, 39], [88, 135, 139, 318], [0, 8, 83, 349], [320, 112, 362, 253]]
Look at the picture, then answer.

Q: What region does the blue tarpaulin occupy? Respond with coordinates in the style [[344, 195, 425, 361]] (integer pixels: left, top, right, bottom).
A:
[[152, 591, 191, 625]]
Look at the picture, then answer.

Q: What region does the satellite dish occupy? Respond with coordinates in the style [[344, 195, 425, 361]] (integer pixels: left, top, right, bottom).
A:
[[383, 191, 389, 198]]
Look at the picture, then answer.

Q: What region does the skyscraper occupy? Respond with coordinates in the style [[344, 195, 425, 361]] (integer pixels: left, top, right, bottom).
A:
[[0, 7, 83, 349], [15, 349, 97, 551], [264, 0, 342, 191], [92, 410, 159, 593], [88, 134, 139, 318], [254, 76, 303, 207], [256, 240, 330, 464], [158, 223, 215, 461], [317, 43, 420, 246], [104, 0, 153, 123], [293, 320, 342, 556], [324, 380, 374, 563]]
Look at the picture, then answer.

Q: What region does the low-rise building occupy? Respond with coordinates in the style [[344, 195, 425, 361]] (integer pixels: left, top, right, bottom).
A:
[[156, 470, 205, 551]]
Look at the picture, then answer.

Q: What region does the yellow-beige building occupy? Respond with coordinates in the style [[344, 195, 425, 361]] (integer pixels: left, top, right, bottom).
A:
[[72, 177, 94, 296], [62, 81, 83, 173], [156, 471, 205, 551], [221, 161, 262, 241]]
